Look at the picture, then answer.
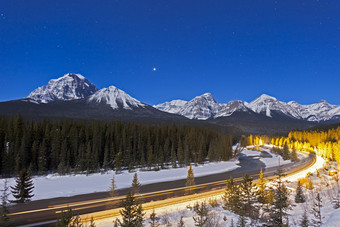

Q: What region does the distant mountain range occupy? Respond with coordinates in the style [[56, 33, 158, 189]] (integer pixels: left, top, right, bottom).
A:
[[154, 93, 340, 122], [1, 73, 339, 134]]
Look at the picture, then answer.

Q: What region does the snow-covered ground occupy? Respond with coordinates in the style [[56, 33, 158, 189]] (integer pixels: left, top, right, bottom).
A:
[[0, 160, 240, 201], [241, 146, 294, 168], [95, 149, 338, 227], [0, 146, 298, 202]]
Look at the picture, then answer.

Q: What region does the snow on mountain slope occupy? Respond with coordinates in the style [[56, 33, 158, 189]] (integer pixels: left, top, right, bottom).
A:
[[155, 93, 223, 120], [246, 94, 302, 119], [26, 74, 340, 122], [88, 86, 146, 110], [214, 100, 250, 118], [177, 93, 222, 120], [155, 93, 340, 122], [288, 100, 338, 121], [153, 100, 188, 114], [27, 73, 98, 103]]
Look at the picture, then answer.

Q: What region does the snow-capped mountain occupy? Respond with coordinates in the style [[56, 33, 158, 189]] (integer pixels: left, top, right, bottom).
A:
[[155, 93, 340, 122], [88, 86, 146, 110], [246, 94, 301, 119], [28, 73, 98, 103], [154, 93, 252, 120], [179, 93, 222, 120], [215, 100, 251, 118], [153, 100, 188, 114], [287, 100, 339, 122], [155, 93, 224, 120]]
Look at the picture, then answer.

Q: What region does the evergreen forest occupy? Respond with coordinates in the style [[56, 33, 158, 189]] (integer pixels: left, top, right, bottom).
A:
[[0, 115, 234, 177]]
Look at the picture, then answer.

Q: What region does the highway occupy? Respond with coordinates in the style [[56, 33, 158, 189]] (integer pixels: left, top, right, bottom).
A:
[[9, 149, 315, 226]]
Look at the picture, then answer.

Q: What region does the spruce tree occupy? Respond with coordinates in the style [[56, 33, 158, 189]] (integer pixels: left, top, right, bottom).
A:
[[229, 218, 234, 227], [120, 191, 144, 227], [223, 177, 241, 213], [295, 181, 305, 203], [185, 165, 195, 194], [131, 173, 141, 195], [257, 168, 269, 209], [56, 208, 83, 227], [268, 168, 290, 227], [311, 193, 323, 227], [115, 151, 123, 174], [300, 210, 309, 227], [0, 179, 10, 226], [193, 201, 209, 227], [37, 139, 47, 175], [109, 175, 117, 197], [10, 169, 34, 203], [239, 174, 258, 219], [149, 209, 159, 227], [290, 148, 298, 161], [282, 144, 290, 160], [171, 143, 177, 168]]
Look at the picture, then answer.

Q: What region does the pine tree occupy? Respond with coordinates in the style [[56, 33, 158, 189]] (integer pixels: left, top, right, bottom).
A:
[[295, 181, 305, 203], [131, 173, 141, 195], [149, 209, 159, 227], [290, 148, 298, 161], [147, 145, 154, 170], [268, 168, 290, 227], [109, 175, 117, 197], [282, 144, 290, 160], [56, 208, 75, 227], [185, 165, 195, 194], [311, 193, 323, 227], [115, 151, 123, 174], [171, 142, 177, 168], [239, 174, 258, 219], [223, 177, 241, 213], [120, 191, 144, 227], [10, 169, 34, 203], [300, 210, 309, 227], [229, 218, 234, 227], [257, 168, 269, 208], [0, 179, 10, 226], [38, 139, 47, 175], [193, 201, 209, 227]]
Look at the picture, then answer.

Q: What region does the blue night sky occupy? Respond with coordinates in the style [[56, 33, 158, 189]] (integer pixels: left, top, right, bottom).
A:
[[0, 0, 339, 105]]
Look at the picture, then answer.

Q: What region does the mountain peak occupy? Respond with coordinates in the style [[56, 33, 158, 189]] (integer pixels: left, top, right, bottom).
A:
[[257, 94, 277, 101], [88, 86, 146, 110], [318, 99, 328, 104], [193, 92, 216, 102], [202, 92, 213, 97], [27, 73, 98, 103], [55, 73, 86, 81]]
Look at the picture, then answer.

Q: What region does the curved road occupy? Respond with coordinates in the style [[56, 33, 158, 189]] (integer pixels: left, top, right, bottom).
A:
[[9, 150, 315, 226]]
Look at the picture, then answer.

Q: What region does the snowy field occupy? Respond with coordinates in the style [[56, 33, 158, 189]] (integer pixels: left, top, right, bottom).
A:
[[0, 146, 298, 202], [0, 160, 240, 201]]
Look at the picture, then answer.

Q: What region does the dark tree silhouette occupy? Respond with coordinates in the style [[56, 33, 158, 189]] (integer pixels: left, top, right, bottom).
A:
[[10, 169, 34, 203]]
